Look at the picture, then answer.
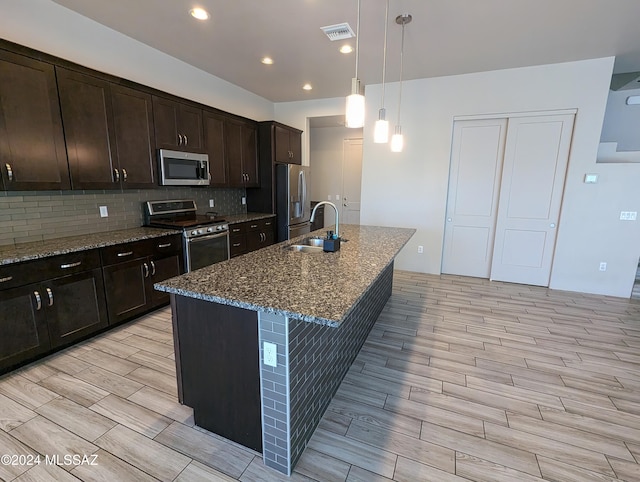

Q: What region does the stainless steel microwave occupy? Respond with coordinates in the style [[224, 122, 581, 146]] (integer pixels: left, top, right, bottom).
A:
[[158, 149, 210, 186]]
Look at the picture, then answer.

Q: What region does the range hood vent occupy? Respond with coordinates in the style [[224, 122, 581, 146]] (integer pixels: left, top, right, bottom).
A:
[[320, 23, 355, 41]]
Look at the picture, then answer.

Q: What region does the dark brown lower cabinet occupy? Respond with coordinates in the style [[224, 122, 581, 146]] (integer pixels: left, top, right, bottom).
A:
[[0, 284, 50, 371], [173, 295, 262, 453], [229, 218, 275, 258], [102, 257, 149, 324]]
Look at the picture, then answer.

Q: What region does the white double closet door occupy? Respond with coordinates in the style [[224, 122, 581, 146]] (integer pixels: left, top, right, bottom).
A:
[[442, 112, 575, 287]]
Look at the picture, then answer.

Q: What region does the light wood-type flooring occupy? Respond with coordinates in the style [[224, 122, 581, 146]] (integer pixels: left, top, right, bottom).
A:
[[1, 270, 640, 481]]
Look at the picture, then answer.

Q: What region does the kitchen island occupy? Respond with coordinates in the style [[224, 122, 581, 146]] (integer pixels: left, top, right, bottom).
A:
[[155, 224, 415, 475]]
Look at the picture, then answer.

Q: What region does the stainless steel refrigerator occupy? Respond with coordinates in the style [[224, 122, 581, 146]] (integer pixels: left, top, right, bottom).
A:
[[276, 164, 311, 241]]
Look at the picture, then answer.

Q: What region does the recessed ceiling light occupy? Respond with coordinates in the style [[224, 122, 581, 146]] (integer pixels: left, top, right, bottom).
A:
[[303, 84, 313, 91], [261, 57, 274, 65], [189, 7, 210, 20], [340, 45, 353, 54]]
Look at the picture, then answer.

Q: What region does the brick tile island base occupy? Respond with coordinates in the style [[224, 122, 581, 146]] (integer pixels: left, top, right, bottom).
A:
[[158, 225, 415, 475]]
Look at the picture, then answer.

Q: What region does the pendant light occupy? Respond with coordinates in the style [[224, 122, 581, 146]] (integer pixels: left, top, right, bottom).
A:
[[391, 13, 411, 153], [345, 0, 364, 128], [373, 0, 390, 143]]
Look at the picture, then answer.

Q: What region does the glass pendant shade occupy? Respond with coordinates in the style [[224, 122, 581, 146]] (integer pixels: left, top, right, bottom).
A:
[[373, 108, 389, 143], [391, 126, 404, 152], [345, 79, 365, 128]]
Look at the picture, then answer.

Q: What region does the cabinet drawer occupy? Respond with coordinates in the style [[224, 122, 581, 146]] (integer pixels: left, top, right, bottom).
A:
[[229, 235, 246, 258], [152, 234, 182, 257], [0, 250, 101, 291], [101, 239, 154, 266], [229, 223, 246, 236], [246, 221, 261, 232]]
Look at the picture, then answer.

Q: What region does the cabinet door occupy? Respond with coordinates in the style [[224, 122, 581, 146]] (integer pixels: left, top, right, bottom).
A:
[[45, 268, 108, 348], [179, 104, 204, 151], [149, 254, 182, 307], [226, 120, 245, 187], [274, 124, 291, 164], [111, 84, 157, 188], [203, 111, 228, 187], [103, 258, 149, 325], [289, 129, 302, 165], [152, 96, 181, 149], [0, 284, 50, 373], [57, 68, 119, 190], [0, 51, 70, 190], [242, 123, 259, 187]]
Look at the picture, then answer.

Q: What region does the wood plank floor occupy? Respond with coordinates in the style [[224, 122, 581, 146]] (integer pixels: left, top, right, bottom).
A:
[[1, 270, 640, 481]]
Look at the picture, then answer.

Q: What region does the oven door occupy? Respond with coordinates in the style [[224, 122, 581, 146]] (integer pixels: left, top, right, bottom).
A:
[[185, 231, 230, 272]]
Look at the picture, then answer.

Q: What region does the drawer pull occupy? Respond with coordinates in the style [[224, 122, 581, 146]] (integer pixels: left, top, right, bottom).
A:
[[143, 262, 149, 278], [0, 276, 13, 283], [232, 228, 241, 233], [5, 163, 13, 182], [60, 261, 82, 269], [265, 222, 272, 226], [150, 260, 156, 276], [34, 291, 42, 311], [46, 287, 54, 307], [250, 224, 258, 229], [157, 243, 172, 248], [117, 251, 134, 257], [232, 243, 241, 247]]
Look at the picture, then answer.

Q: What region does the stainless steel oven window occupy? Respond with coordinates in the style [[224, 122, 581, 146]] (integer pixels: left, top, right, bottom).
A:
[[185, 232, 230, 272]]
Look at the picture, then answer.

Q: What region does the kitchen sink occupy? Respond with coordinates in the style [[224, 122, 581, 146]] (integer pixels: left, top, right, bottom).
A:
[[301, 237, 324, 247], [286, 244, 324, 253]]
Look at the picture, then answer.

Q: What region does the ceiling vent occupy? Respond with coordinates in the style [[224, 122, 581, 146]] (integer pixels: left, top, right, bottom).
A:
[[320, 23, 355, 41]]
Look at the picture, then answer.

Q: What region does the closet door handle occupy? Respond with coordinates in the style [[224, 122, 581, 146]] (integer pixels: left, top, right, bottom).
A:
[[46, 287, 54, 307], [5, 163, 13, 181], [34, 291, 42, 311]]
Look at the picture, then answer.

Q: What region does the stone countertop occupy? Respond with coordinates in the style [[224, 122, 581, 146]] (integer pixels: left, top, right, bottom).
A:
[[0, 227, 178, 266], [155, 224, 415, 327], [223, 213, 275, 224]]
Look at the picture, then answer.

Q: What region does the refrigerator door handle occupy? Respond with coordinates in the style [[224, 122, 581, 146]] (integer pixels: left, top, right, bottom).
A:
[[301, 170, 307, 219]]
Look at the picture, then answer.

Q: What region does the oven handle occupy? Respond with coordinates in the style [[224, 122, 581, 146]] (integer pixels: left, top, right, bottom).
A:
[[185, 231, 229, 243]]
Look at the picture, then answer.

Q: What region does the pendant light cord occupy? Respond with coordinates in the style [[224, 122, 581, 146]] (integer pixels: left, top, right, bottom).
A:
[[354, 0, 361, 81], [381, 0, 389, 107], [397, 17, 406, 125]]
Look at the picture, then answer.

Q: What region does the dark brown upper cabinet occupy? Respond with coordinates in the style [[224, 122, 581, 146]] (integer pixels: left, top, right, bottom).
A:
[[273, 123, 302, 165], [152, 96, 203, 151], [227, 119, 258, 188], [57, 68, 157, 190], [203, 110, 228, 187], [110, 84, 157, 188], [0, 50, 70, 190]]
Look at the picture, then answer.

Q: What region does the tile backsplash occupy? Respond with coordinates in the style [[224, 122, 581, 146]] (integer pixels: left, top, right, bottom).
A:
[[0, 187, 246, 246]]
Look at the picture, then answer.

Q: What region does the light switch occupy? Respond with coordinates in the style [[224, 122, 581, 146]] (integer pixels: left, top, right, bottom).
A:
[[584, 173, 598, 184], [99, 206, 108, 218]]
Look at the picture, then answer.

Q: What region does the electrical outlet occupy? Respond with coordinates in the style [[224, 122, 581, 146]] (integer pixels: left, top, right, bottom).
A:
[[417, 245, 424, 254], [327, 194, 331, 201], [209, 199, 215, 208], [335, 194, 340, 201], [99, 206, 108, 218], [241, 196, 246, 205], [599, 262, 607, 271], [263, 342, 277, 367]]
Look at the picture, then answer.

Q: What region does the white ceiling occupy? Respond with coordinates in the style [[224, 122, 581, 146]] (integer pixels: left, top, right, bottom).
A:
[[51, 0, 640, 103]]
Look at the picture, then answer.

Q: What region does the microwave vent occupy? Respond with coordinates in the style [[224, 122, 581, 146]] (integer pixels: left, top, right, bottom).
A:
[[320, 23, 355, 41]]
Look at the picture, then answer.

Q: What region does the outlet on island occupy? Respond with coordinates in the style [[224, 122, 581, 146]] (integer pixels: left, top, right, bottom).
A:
[[263, 342, 277, 367]]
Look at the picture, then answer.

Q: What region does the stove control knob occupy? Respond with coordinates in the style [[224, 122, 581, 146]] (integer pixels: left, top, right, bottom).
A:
[[198, 229, 204, 235], [207, 227, 214, 233], [191, 230, 198, 236]]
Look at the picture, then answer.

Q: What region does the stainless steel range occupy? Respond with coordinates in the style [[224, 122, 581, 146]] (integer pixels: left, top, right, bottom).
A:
[[144, 200, 229, 272]]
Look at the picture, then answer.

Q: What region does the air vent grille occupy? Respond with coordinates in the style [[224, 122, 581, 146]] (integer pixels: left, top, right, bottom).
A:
[[320, 23, 355, 41]]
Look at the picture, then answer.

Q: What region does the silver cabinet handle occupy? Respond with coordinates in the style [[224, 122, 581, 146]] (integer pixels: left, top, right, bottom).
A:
[[5, 163, 13, 181], [34, 291, 42, 311], [250, 224, 258, 229], [0, 276, 13, 283], [46, 287, 54, 307], [265, 221, 272, 226], [178, 134, 183, 145], [183, 134, 188, 146], [117, 251, 133, 257], [150, 260, 156, 276], [157, 243, 171, 248], [60, 261, 82, 269], [114, 168, 120, 182], [143, 262, 149, 278], [122, 168, 128, 182], [232, 242, 241, 247]]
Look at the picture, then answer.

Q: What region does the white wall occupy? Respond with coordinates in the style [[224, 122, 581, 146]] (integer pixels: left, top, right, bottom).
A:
[[600, 87, 640, 152], [360, 57, 640, 298], [0, 0, 273, 121]]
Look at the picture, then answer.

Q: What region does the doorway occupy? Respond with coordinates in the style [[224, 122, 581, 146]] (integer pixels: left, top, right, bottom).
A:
[[442, 112, 575, 287]]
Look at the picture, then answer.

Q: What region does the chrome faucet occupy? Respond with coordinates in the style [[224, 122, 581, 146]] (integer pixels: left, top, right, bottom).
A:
[[310, 201, 339, 238]]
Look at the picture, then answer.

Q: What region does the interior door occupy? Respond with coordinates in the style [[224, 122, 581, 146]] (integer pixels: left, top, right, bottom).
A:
[[490, 114, 574, 286], [342, 139, 363, 225], [442, 119, 507, 277]]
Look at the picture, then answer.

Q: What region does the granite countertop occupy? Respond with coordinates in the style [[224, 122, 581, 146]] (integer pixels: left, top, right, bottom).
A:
[[0, 227, 178, 266], [224, 213, 275, 224], [155, 224, 416, 327]]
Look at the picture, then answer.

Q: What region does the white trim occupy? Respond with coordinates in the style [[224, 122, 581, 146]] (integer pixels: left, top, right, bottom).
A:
[[454, 108, 578, 121]]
